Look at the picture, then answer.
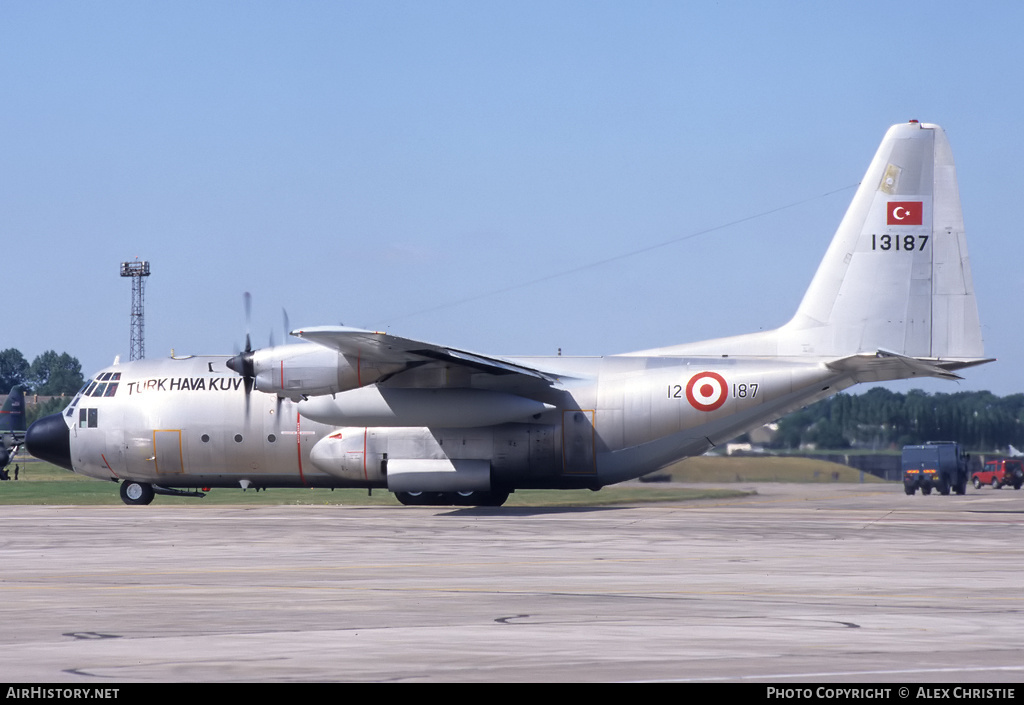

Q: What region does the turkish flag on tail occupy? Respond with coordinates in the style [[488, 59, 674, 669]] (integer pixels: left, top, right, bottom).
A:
[[887, 201, 923, 225]]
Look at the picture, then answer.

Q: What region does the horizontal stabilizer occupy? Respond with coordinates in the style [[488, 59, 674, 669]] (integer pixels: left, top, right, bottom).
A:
[[826, 349, 995, 382]]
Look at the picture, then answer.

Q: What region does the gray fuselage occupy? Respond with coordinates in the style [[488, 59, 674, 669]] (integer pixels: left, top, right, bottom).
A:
[[56, 350, 848, 493]]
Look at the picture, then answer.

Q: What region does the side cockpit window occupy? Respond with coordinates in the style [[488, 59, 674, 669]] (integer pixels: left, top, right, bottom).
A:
[[78, 408, 98, 428], [65, 383, 88, 418]]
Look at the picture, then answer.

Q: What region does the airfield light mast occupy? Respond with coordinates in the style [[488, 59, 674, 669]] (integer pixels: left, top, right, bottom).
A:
[[120, 259, 151, 361]]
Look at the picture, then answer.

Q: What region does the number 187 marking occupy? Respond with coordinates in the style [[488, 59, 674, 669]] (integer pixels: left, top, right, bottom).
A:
[[732, 383, 758, 398], [668, 383, 758, 398]]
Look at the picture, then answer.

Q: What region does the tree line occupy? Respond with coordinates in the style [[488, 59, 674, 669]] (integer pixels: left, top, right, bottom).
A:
[[768, 388, 1024, 452], [0, 348, 85, 397]]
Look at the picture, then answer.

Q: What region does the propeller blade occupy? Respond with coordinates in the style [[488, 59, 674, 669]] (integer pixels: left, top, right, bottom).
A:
[[227, 292, 258, 423], [243, 291, 252, 335]]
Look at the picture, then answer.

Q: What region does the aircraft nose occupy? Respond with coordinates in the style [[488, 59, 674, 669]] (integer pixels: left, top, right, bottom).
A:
[[25, 412, 74, 472]]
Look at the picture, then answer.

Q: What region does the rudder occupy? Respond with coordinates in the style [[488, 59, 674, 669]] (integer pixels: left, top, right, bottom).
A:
[[780, 121, 984, 361], [0, 385, 27, 432]]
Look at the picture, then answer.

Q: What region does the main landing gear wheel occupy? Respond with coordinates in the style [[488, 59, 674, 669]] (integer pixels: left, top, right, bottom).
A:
[[395, 490, 510, 507], [470, 490, 509, 507], [120, 481, 155, 506], [395, 491, 434, 506]]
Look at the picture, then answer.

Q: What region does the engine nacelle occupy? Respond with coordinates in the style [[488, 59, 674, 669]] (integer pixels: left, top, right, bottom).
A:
[[298, 387, 553, 427], [249, 344, 405, 400]]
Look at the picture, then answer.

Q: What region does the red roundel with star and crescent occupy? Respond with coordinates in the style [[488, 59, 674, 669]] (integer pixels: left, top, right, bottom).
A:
[[685, 371, 728, 412]]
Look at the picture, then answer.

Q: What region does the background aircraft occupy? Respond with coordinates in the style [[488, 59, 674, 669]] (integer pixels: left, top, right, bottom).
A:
[[0, 385, 27, 472], [25, 122, 990, 505]]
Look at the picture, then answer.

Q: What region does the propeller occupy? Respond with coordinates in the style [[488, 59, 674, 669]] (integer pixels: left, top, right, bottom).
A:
[[225, 295, 295, 424], [226, 292, 256, 417], [268, 308, 291, 349], [273, 307, 292, 424]]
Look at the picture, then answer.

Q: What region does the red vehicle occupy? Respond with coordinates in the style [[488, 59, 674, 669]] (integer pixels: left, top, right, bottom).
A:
[[972, 459, 1024, 490]]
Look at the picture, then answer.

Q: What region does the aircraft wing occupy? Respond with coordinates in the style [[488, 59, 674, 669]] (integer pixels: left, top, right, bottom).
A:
[[291, 326, 563, 384], [1, 431, 25, 446]]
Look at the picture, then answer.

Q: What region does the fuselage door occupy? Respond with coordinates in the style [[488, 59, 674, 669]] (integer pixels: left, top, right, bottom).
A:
[[153, 430, 185, 475]]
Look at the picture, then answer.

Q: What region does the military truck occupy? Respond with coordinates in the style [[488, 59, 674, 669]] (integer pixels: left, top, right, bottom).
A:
[[902, 442, 969, 496]]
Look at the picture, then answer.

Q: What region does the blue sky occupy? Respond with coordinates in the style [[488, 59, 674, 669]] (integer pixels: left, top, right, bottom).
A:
[[3, 1, 1022, 396]]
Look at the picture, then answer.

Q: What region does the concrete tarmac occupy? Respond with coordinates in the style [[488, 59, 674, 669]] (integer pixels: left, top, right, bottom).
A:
[[2, 483, 1023, 683]]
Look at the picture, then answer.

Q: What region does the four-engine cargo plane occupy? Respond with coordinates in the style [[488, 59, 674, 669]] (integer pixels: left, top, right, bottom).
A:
[[26, 122, 990, 505]]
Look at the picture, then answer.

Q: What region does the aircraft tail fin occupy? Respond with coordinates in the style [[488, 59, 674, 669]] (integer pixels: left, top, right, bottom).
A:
[[0, 385, 27, 432], [779, 121, 984, 360], [637, 121, 987, 370]]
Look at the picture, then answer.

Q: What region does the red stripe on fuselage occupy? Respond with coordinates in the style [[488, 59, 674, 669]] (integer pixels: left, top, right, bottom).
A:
[[100, 453, 120, 478], [296, 411, 305, 484]]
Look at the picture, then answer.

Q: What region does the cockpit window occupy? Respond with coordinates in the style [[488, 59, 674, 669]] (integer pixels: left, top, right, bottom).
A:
[[65, 383, 88, 417], [78, 408, 98, 428], [77, 407, 96, 430], [83, 372, 122, 397]]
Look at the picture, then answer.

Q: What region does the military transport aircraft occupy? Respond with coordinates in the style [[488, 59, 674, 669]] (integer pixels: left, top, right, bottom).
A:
[[26, 121, 990, 505], [1, 385, 27, 471]]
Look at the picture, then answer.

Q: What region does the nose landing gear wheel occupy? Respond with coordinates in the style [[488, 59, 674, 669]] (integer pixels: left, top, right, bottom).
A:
[[120, 481, 155, 506]]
